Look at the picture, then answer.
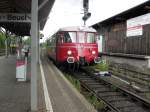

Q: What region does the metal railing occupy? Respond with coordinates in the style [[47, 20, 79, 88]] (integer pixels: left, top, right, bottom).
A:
[[0, 49, 5, 56]]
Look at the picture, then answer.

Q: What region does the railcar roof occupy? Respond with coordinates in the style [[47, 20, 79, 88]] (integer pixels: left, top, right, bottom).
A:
[[59, 26, 97, 32]]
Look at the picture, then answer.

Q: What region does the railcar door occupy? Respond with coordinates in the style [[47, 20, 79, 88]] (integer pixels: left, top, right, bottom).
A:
[[77, 31, 85, 57], [56, 32, 63, 62], [51, 35, 56, 60]]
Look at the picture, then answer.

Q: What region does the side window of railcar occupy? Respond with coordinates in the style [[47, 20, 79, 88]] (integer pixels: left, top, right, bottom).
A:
[[57, 33, 63, 44], [47, 39, 51, 46], [87, 33, 96, 43], [46, 40, 49, 46], [64, 32, 76, 43], [78, 32, 85, 43], [52, 35, 56, 44]]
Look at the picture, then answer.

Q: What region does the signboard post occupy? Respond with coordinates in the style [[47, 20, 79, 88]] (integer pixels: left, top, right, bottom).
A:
[[16, 59, 26, 81]]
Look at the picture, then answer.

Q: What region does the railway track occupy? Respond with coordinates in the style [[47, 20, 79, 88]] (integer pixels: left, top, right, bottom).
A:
[[109, 66, 150, 91], [67, 68, 150, 112]]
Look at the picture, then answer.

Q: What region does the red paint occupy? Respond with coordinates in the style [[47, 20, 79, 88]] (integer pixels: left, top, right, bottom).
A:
[[16, 60, 25, 67]]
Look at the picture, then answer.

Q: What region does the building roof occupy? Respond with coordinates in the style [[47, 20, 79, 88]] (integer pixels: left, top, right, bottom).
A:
[[0, 0, 55, 36], [92, 0, 150, 29]]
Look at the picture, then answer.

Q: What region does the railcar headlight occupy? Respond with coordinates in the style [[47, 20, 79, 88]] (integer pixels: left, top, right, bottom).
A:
[[92, 51, 96, 55], [67, 50, 72, 55]]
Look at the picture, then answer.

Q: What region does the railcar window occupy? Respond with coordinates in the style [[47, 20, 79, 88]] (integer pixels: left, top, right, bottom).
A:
[[47, 40, 49, 46], [57, 33, 63, 44], [57, 37, 63, 44], [47, 39, 51, 46], [78, 32, 85, 43], [87, 33, 96, 43], [64, 32, 76, 43]]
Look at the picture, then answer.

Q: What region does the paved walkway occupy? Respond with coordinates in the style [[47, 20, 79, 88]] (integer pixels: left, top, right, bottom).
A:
[[0, 56, 30, 112]]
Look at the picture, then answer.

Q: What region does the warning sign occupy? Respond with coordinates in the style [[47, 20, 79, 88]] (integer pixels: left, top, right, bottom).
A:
[[126, 25, 143, 37], [126, 12, 150, 37]]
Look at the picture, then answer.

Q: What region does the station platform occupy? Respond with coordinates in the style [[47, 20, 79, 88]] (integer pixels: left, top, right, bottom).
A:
[[0, 56, 30, 112], [40, 57, 97, 112], [0, 55, 96, 112]]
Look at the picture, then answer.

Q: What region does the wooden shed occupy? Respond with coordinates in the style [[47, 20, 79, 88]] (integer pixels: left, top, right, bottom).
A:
[[92, 1, 150, 56]]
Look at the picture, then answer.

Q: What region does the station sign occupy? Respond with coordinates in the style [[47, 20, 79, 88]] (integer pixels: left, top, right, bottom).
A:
[[127, 25, 143, 37], [127, 12, 150, 37], [0, 13, 31, 23]]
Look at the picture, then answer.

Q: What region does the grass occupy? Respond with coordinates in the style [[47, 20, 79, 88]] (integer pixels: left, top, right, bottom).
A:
[[86, 94, 105, 110], [64, 73, 81, 91], [93, 60, 109, 71]]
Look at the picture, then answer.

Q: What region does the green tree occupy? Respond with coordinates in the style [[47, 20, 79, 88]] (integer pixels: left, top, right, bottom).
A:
[[0, 33, 6, 49], [22, 36, 31, 46]]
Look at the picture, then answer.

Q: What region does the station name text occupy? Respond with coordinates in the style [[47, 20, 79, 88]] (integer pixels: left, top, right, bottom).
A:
[[0, 13, 31, 22]]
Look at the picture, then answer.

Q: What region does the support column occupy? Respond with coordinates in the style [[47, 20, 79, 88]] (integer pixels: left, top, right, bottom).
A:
[[31, 0, 38, 111], [5, 38, 8, 57], [148, 58, 150, 68], [37, 31, 39, 63], [5, 31, 8, 58], [38, 23, 41, 63]]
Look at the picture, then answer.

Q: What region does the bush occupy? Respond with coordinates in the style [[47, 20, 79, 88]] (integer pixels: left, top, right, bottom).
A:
[[0, 33, 6, 49], [95, 60, 109, 71]]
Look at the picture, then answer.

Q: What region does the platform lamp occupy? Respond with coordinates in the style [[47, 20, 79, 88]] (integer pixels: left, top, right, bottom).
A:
[[39, 32, 44, 39]]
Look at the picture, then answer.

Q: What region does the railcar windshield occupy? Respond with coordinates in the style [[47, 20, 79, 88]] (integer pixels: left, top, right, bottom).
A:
[[78, 32, 85, 43], [87, 33, 96, 43], [64, 32, 76, 43]]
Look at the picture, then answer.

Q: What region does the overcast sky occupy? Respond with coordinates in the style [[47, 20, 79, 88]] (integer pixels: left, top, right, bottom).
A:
[[41, 0, 148, 42]]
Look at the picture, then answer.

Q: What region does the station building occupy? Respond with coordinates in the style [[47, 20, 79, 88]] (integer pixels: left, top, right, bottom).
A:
[[92, 1, 150, 73]]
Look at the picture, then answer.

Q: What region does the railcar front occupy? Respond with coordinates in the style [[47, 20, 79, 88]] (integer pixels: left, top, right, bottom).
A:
[[56, 26, 100, 66]]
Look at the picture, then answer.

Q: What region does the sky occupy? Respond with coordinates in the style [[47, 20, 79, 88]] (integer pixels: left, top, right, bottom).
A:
[[41, 0, 148, 42]]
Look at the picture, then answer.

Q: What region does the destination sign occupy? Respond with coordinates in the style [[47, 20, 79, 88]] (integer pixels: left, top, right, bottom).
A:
[[0, 13, 31, 23]]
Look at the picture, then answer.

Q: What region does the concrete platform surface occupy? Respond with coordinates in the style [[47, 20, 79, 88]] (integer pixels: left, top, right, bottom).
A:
[[0, 56, 30, 112], [41, 57, 97, 112]]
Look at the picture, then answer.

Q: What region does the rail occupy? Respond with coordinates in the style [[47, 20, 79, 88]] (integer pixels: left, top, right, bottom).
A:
[[109, 65, 150, 91], [67, 67, 150, 112]]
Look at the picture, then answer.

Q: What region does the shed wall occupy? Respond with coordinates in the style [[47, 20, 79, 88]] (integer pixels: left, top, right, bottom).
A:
[[99, 22, 150, 55]]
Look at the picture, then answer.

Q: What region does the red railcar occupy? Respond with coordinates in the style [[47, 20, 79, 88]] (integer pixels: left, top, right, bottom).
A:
[[46, 26, 100, 66]]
